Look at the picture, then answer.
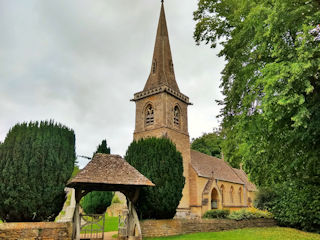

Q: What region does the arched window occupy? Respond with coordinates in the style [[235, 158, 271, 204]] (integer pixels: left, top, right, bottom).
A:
[[152, 61, 157, 74], [220, 185, 225, 204], [238, 187, 242, 204], [145, 104, 154, 126], [174, 106, 180, 126], [230, 186, 234, 203]]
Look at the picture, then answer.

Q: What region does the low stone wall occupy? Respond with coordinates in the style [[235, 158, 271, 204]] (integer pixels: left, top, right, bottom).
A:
[[0, 222, 72, 240], [141, 218, 276, 238]]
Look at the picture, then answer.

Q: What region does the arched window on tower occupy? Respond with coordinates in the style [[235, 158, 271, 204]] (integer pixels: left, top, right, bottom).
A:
[[174, 106, 180, 126], [145, 104, 154, 126], [230, 186, 234, 203]]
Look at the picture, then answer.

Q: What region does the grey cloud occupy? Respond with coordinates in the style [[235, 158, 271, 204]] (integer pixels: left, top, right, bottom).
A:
[[0, 0, 224, 168]]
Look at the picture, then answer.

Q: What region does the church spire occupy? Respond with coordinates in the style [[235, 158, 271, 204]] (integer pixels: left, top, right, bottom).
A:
[[143, 1, 180, 92]]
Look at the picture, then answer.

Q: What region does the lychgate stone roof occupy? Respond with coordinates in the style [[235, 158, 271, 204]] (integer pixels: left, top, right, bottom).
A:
[[67, 153, 154, 188]]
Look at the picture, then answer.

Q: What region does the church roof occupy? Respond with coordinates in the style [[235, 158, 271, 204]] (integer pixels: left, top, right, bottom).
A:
[[143, 1, 180, 92], [67, 153, 154, 188], [232, 168, 257, 192], [190, 150, 245, 185]]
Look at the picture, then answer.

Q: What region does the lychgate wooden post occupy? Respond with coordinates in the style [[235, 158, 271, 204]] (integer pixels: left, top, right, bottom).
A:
[[74, 189, 87, 240]]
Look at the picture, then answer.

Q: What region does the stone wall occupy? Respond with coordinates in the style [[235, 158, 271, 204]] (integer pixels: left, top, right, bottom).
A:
[[0, 222, 72, 240], [141, 218, 277, 238]]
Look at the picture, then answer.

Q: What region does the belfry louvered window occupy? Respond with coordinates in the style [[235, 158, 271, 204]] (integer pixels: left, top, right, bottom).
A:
[[145, 104, 154, 126], [174, 106, 180, 126]]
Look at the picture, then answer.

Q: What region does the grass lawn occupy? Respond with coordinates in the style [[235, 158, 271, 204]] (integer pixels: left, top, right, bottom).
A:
[[144, 227, 320, 240], [81, 213, 118, 233]]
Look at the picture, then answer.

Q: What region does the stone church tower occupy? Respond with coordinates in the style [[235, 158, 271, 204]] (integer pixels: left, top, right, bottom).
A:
[[132, 2, 191, 216]]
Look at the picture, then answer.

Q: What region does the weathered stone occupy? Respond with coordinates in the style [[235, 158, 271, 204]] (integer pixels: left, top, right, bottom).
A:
[[141, 218, 277, 238], [0, 222, 72, 240]]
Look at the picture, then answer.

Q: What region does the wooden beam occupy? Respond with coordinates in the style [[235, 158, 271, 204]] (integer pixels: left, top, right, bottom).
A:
[[74, 188, 83, 240]]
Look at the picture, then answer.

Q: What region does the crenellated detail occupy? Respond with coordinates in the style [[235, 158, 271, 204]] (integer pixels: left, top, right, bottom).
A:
[[132, 85, 191, 105]]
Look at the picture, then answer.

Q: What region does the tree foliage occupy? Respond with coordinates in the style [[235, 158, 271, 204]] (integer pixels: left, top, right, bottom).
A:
[[0, 121, 75, 222], [94, 139, 110, 155], [191, 130, 223, 158], [254, 187, 277, 211], [71, 164, 80, 179], [81, 139, 113, 214], [125, 137, 185, 219], [270, 181, 320, 233], [81, 191, 114, 215], [194, 0, 320, 231]]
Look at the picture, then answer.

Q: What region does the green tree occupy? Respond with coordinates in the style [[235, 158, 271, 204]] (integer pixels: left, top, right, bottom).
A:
[[81, 191, 114, 215], [0, 121, 75, 222], [194, 0, 320, 231], [270, 181, 320, 233], [125, 137, 185, 219], [94, 139, 110, 155], [254, 187, 277, 211], [81, 139, 113, 214], [191, 130, 222, 158]]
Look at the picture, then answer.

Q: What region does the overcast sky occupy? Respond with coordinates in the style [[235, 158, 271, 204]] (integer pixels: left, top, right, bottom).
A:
[[0, 0, 225, 168]]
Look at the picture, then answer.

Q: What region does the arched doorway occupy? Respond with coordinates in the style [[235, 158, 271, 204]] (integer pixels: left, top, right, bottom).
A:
[[211, 188, 219, 209]]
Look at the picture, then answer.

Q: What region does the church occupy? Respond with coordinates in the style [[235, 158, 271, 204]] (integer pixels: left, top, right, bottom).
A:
[[131, 2, 257, 218]]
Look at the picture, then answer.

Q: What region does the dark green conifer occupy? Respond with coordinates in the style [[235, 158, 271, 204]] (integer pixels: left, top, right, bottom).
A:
[[125, 137, 185, 219], [0, 121, 75, 222]]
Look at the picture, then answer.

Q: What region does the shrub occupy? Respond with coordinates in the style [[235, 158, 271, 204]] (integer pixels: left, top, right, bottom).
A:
[[0, 121, 75, 222], [125, 137, 185, 219], [81, 191, 114, 214], [270, 181, 320, 233], [203, 209, 230, 219], [227, 208, 273, 220], [254, 187, 277, 211]]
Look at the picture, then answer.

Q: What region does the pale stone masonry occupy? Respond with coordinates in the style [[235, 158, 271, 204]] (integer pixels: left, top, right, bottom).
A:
[[140, 218, 276, 238], [132, 2, 192, 217], [132, 2, 257, 218]]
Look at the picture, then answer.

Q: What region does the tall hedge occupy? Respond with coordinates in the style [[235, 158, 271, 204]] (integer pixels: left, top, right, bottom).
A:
[[125, 137, 185, 219], [271, 182, 320, 233], [81, 139, 113, 214], [0, 121, 75, 222]]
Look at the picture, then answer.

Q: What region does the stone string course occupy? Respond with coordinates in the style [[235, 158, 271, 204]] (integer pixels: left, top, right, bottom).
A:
[[0, 222, 72, 240], [141, 218, 277, 238]]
